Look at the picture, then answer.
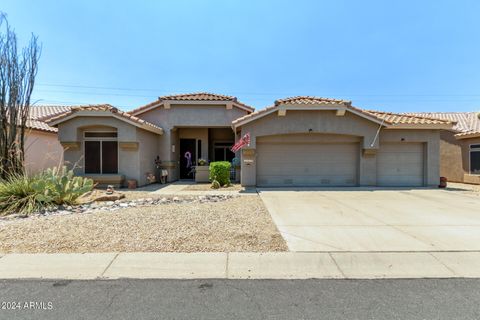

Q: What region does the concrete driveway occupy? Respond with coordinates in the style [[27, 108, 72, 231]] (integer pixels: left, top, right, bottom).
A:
[[258, 188, 480, 252]]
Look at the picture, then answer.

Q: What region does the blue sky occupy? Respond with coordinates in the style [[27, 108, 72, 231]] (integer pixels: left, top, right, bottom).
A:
[[2, 0, 480, 112]]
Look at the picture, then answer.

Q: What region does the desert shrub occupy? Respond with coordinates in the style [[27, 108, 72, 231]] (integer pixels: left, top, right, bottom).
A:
[[0, 166, 94, 216], [0, 173, 43, 215], [211, 179, 221, 189], [209, 161, 231, 187]]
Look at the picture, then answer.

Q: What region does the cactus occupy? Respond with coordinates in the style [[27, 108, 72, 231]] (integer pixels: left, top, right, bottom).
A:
[[35, 166, 94, 205]]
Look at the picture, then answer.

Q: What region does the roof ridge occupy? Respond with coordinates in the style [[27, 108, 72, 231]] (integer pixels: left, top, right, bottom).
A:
[[129, 92, 254, 115], [159, 92, 236, 100], [274, 96, 351, 106]]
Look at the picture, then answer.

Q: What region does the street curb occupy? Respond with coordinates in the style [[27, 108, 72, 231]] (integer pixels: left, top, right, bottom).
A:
[[0, 251, 480, 280]]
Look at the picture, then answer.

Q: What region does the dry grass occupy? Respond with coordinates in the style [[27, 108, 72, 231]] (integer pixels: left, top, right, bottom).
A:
[[184, 183, 243, 191], [0, 196, 287, 253]]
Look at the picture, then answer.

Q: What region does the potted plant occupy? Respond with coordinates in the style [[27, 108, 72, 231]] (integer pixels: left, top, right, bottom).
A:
[[195, 158, 209, 183]]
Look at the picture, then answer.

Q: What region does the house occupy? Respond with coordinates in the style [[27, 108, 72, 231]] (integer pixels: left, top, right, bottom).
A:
[[407, 112, 480, 184], [46, 93, 454, 188], [24, 105, 71, 174]]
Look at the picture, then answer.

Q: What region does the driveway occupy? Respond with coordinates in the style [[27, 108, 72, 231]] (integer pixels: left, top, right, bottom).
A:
[[258, 188, 480, 252]]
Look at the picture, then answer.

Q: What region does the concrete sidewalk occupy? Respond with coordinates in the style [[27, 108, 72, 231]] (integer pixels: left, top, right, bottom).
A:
[[1, 251, 480, 280]]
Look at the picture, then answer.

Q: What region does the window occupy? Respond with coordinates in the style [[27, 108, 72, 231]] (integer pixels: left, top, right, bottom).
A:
[[213, 142, 235, 162], [470, 144, 480, 174], [84, 132, 118, 138], [84, 132, 118, 174]]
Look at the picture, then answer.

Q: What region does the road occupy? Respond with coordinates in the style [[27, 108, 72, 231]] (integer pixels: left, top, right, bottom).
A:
[[1, 279, 479, 320]]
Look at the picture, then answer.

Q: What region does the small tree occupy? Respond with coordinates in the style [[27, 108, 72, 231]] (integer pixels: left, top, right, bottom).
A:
[[0, 12, 41, 178]]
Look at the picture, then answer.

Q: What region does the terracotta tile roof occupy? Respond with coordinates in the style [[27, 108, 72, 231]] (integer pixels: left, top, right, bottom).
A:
[[232, 96, 453, 128], [24, 105, 73, 133], [160, 92, 238, 101], [46, 104, 163, 134], [365, 110, 454, 125], [129, 92, 254, 115], [405, 112, 480, 136], [275, 96, 351, 106]]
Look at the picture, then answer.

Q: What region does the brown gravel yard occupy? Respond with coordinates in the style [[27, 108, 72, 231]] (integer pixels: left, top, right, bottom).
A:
[[0, 196, 287, 253]]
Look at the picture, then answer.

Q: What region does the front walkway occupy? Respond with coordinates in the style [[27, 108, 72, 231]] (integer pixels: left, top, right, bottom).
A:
[[259, 187, 480, 252], [151, 181, 257, 196]]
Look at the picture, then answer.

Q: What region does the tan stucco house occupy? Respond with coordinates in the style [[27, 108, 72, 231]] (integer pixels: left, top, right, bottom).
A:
[[408, 112, 480, 185], [46, 93, 454, 188], [24, 106, 71, 174]]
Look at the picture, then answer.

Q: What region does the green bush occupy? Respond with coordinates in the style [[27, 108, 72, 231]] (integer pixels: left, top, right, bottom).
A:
[[0, 166, 94, 216], [209, 161, 231, 187]]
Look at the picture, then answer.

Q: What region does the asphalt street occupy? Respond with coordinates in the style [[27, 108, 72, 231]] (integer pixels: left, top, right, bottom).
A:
[[1, 279, 479, 320]]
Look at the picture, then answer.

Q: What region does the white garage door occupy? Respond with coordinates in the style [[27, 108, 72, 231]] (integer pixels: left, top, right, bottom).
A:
[[377, 143, 424, 186], [256, 142, 359, 187]]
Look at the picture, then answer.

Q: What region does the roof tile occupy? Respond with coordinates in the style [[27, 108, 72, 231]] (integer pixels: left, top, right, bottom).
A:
[[406, 112, 480, 134], [233, 96, 453, 127], [129, 92, 254, 115], [46, 104, 163, 133]]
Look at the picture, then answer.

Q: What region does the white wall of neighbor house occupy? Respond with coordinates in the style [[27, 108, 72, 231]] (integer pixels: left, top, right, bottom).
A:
[[24, 130, 64, 174], [239, 110, 442, 187]]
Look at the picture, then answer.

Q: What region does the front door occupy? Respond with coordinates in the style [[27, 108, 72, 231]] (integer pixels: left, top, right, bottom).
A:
[[180, 139, 196, 179]]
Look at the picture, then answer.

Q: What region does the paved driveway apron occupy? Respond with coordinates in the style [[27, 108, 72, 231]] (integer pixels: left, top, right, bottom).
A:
[[258, 188, 480, 252]]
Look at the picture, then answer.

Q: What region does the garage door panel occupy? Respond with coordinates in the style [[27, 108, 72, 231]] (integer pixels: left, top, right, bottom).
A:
[[256, 141, 359, 187], [377, 142, 424, 186]]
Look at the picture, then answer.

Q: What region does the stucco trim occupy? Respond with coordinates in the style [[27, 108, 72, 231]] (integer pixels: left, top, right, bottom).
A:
[[49, 111, 163, 135], [130, 100, 254, 116], [386, 124, 453, 130], [60, 141, 80, 150], [233, 103, 387, 129], [455, 132, 480, 140], [119, 142, 139, 150]]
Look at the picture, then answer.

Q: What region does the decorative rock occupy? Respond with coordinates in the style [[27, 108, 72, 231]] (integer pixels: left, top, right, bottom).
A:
[[6, 193, 237, 222]]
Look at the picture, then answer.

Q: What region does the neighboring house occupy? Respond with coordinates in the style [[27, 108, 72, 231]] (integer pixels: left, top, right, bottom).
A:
[[25, 106, 71, 174], [407, 112, 480, 184], [46, 93, 453, 188]]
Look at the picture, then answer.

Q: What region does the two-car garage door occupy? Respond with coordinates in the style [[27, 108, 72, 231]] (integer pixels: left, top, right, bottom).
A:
[[256, 140, 425, 187], [256, 142, 359, 187]]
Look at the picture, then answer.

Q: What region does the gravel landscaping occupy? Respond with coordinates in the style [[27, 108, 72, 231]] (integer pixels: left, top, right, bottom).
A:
[[0, 195, 287, 253], [183, 183, 243, 191]]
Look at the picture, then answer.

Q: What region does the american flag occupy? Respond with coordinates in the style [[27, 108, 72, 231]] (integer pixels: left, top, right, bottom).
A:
[[231, 133, 250, 152]]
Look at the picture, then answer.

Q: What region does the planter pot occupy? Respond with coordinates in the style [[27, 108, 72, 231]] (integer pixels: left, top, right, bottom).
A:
[[195, 166, 210, 183], [127, 179, 137, 189]]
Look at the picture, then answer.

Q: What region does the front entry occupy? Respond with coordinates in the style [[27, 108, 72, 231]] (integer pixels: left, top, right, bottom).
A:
[[180, 139, 197, 179]]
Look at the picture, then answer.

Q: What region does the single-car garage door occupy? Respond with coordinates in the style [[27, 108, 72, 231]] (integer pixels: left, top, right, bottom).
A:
[[256, 142, 359, 187], [377, 142, 424, 186]]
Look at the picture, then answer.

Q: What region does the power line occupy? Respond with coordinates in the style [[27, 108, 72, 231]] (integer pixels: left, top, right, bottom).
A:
[[36, 82, 480, 98]]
